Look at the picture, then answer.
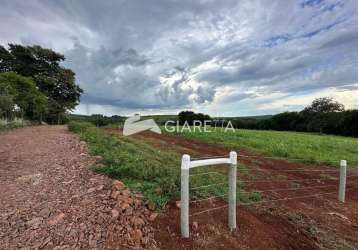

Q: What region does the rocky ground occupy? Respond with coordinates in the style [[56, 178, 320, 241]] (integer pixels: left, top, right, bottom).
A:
[[0, 126, 157, 250]]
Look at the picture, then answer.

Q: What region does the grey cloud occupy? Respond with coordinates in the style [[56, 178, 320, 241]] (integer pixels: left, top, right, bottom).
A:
[[1, 0, 358, 115]]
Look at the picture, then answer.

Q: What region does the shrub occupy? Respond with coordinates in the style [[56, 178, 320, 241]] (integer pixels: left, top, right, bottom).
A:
[[67, 121, 94, 134]]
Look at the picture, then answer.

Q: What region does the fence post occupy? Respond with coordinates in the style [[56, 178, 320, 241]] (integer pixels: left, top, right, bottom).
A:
[[339, 160, 347, 202], [228, 151, 237, 231], [181, 154, 190, 238]]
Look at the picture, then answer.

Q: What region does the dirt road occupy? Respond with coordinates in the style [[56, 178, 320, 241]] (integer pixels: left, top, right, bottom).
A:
[[0, 126, 156, 250]]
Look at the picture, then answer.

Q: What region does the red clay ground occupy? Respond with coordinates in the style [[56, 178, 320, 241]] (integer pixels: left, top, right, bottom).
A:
[[105, 128, 358, 249], [0, 126, 157, 250]]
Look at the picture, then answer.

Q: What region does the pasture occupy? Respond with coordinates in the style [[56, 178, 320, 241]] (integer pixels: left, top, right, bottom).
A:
[[167, 127, 358, 167]]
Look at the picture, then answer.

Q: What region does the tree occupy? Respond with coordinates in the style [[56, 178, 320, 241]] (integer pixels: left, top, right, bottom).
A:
[[303, 97, 345, 114], [0, 44, 82, 123], [302, 97, 345, 134], [178, 111, 196, 125], [0, 72, 47, 121], [178, 111, 211, 125]]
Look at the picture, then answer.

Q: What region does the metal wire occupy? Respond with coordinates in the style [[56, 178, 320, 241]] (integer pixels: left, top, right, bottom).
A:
[[189, 185, 358, 217], [237, 154, 305, 161], [191, 155, 229, 161], [190, 182, 227, 190], [189, 181, 358, 204], [189, 153, 358, 171], [190, 194, 228, 203], [189, 204, 229, 216], [238, 177, 339, 183], [239, 185, 358, 206], [190, 176, 358, 193], [246, 168, 341, 173], [347, 174, 358, 178], [237, 154, 358, 169], [189, 171, 221, 177], [239, 174, 358, 183], [238, 183, 341, 194]]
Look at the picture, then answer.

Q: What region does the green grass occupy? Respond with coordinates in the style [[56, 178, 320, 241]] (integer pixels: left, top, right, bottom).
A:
[[166, 127, 358, 167], [68, 121, 260, 208], [0, 118, 29, 131]]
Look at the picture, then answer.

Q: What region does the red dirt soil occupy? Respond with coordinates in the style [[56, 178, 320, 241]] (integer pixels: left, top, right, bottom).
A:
[[105, 128, 358, 250]]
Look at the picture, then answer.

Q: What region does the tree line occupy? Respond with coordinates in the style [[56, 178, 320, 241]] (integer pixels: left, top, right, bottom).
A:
[[176, 98, 358, 137], [0, 44, 82, 124], [230, 98, 358, 137]]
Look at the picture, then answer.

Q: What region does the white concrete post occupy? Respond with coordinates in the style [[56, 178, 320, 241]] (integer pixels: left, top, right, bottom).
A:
[[339, 160, 347, 202], [181, 154, 190, 238], [228, 151, 237, 231]]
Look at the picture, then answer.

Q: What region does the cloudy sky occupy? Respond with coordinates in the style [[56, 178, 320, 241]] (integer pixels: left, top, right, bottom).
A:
[[1, 0, 358, 116]]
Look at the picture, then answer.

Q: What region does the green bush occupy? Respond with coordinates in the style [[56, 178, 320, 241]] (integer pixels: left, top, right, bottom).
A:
[[67, 121, 94, 134]]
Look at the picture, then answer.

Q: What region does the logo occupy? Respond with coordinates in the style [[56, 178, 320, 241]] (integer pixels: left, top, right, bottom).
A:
[[123, 115, 161, 136]]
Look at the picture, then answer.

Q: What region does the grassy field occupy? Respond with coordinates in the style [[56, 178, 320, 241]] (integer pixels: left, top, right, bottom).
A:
[[68, 122, 260, 209], [167, 127, 358, 167]]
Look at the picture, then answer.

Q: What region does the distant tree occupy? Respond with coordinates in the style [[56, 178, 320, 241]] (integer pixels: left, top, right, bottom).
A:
[[178, 111, 195, 125], [0, 44, 82, 123], [178, 111, 211, 125], [303, 97, 345, 114], [0, 72, 47, 121], [302, 97, 345, 134]]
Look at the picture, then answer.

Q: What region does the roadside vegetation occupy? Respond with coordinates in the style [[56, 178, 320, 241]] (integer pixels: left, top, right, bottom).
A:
[[0, 118, 29, 130], [167, 127, 358, 167], [68, 121, 260, 208]]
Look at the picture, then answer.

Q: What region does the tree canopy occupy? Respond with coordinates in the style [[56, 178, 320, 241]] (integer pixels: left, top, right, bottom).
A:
[[0, 44, 82, 123], [303, 97, 345, 114], [0, 72, 47, 120], [229, 97, 358, 137]]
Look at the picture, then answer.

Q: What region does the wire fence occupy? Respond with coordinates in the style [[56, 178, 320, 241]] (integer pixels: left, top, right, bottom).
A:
[[189, 184, 358, 217], [191, 154, 358, 169], [187, 154, 358, 217]]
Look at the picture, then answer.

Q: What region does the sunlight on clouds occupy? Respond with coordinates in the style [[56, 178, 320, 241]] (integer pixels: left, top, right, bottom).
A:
[[257, 87, 358, 112]]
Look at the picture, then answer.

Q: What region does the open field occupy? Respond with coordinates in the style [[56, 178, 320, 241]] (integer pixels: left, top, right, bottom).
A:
[[94, 125, 358, 249], [166, 127, 358, 167]]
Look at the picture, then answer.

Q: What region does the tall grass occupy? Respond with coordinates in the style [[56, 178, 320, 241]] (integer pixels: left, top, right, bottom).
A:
[[167, 127, 358, 167]]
